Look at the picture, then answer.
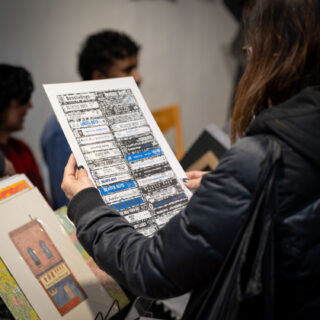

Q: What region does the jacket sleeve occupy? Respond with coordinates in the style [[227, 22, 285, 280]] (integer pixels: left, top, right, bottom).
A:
[[68, 137, 266, 299]]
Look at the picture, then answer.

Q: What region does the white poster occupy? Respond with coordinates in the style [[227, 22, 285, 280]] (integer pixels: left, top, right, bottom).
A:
[[44, 77, 191, 236]]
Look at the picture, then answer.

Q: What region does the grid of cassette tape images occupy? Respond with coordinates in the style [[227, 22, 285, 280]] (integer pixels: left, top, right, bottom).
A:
[[58, 89, 189, 236]]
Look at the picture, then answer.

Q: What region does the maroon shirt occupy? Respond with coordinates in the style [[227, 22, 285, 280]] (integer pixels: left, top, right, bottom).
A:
[[0, 137, 49, 203]]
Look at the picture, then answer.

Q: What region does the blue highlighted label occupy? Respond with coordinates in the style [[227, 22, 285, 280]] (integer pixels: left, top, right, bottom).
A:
[[99, 180, 136, 195], [126, 148, 162, 162], [154, 194, 186, 207], [111, 197, 144, 210], [80, 119, 99, 126]]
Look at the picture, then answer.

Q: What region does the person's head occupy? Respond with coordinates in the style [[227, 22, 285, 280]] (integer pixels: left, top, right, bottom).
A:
[[0, 64, 33, 134], [78, 30, 142, 85], [231, 0, 320, 142]]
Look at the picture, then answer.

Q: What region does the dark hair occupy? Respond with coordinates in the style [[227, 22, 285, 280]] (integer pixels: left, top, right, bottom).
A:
[[0, 64, 34, 115], [231, 0, 320, 142], [78, 30, 140, 80]]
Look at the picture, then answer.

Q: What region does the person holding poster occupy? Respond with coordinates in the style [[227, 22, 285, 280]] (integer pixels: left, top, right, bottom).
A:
[[62, 0, 320, 319]]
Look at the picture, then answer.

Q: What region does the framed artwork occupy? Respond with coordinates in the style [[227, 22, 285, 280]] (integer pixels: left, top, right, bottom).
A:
[[9, 220, 87, 316], [0, 188, 117, 319], [0, 257, 39, 319], [54, 207, 129, 310], [0, 174, 33, 201]]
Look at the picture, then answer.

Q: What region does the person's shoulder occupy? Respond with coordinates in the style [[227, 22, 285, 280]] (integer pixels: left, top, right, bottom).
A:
[[9, 136, 28, 147], [8, 137, 33, 154], [41, 114, 63, 143], [43, 113, 61, 133], [213, 135, 268, 192], [229, 135, 267, 162]]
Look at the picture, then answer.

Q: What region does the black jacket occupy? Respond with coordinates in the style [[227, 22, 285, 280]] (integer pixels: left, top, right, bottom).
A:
[[68, 86, 320, 319]]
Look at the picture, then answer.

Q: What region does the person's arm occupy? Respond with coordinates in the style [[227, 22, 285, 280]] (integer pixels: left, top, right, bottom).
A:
[[63, 137, 266, 299]]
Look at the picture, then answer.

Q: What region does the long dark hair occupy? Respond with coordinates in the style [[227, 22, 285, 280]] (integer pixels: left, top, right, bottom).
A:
[[0, 64, 33, 114], [231, 0, 320, 142]]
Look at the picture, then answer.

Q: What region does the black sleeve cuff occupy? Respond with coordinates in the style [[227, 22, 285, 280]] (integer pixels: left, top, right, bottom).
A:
[[67, 187, 105, 223]]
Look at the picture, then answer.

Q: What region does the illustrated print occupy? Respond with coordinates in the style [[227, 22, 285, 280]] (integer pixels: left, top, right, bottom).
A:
[[54, 207, 129, 309], [0, 257, 40, 319], [9, 219, 87, 316]]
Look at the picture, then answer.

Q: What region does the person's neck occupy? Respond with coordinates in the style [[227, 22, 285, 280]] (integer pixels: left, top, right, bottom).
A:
[[0, 131, 9, 144]]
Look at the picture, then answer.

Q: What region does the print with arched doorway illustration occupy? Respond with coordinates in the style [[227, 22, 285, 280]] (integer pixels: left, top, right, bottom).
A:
[[9, 219, 87, 316]]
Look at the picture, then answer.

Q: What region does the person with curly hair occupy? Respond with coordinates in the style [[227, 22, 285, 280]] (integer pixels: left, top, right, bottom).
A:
[[0, 64, 48, 199]]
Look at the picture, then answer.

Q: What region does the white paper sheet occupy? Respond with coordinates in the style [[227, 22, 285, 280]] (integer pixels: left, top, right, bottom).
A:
[[43, 77, 191, 236]]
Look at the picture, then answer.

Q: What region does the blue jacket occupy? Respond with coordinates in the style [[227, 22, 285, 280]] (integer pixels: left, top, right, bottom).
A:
[[41, 114, 71, 209]]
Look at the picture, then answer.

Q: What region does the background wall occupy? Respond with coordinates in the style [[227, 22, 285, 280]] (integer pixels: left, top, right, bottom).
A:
[[0, 0, 237, 166]]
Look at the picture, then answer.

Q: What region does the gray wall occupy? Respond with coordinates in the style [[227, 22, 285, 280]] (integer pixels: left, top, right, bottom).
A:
[[0, 0, 237, 166]]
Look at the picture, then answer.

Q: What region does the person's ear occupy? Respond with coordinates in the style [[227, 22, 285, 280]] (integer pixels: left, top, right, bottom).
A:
[[91, 69, 107, 80]]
